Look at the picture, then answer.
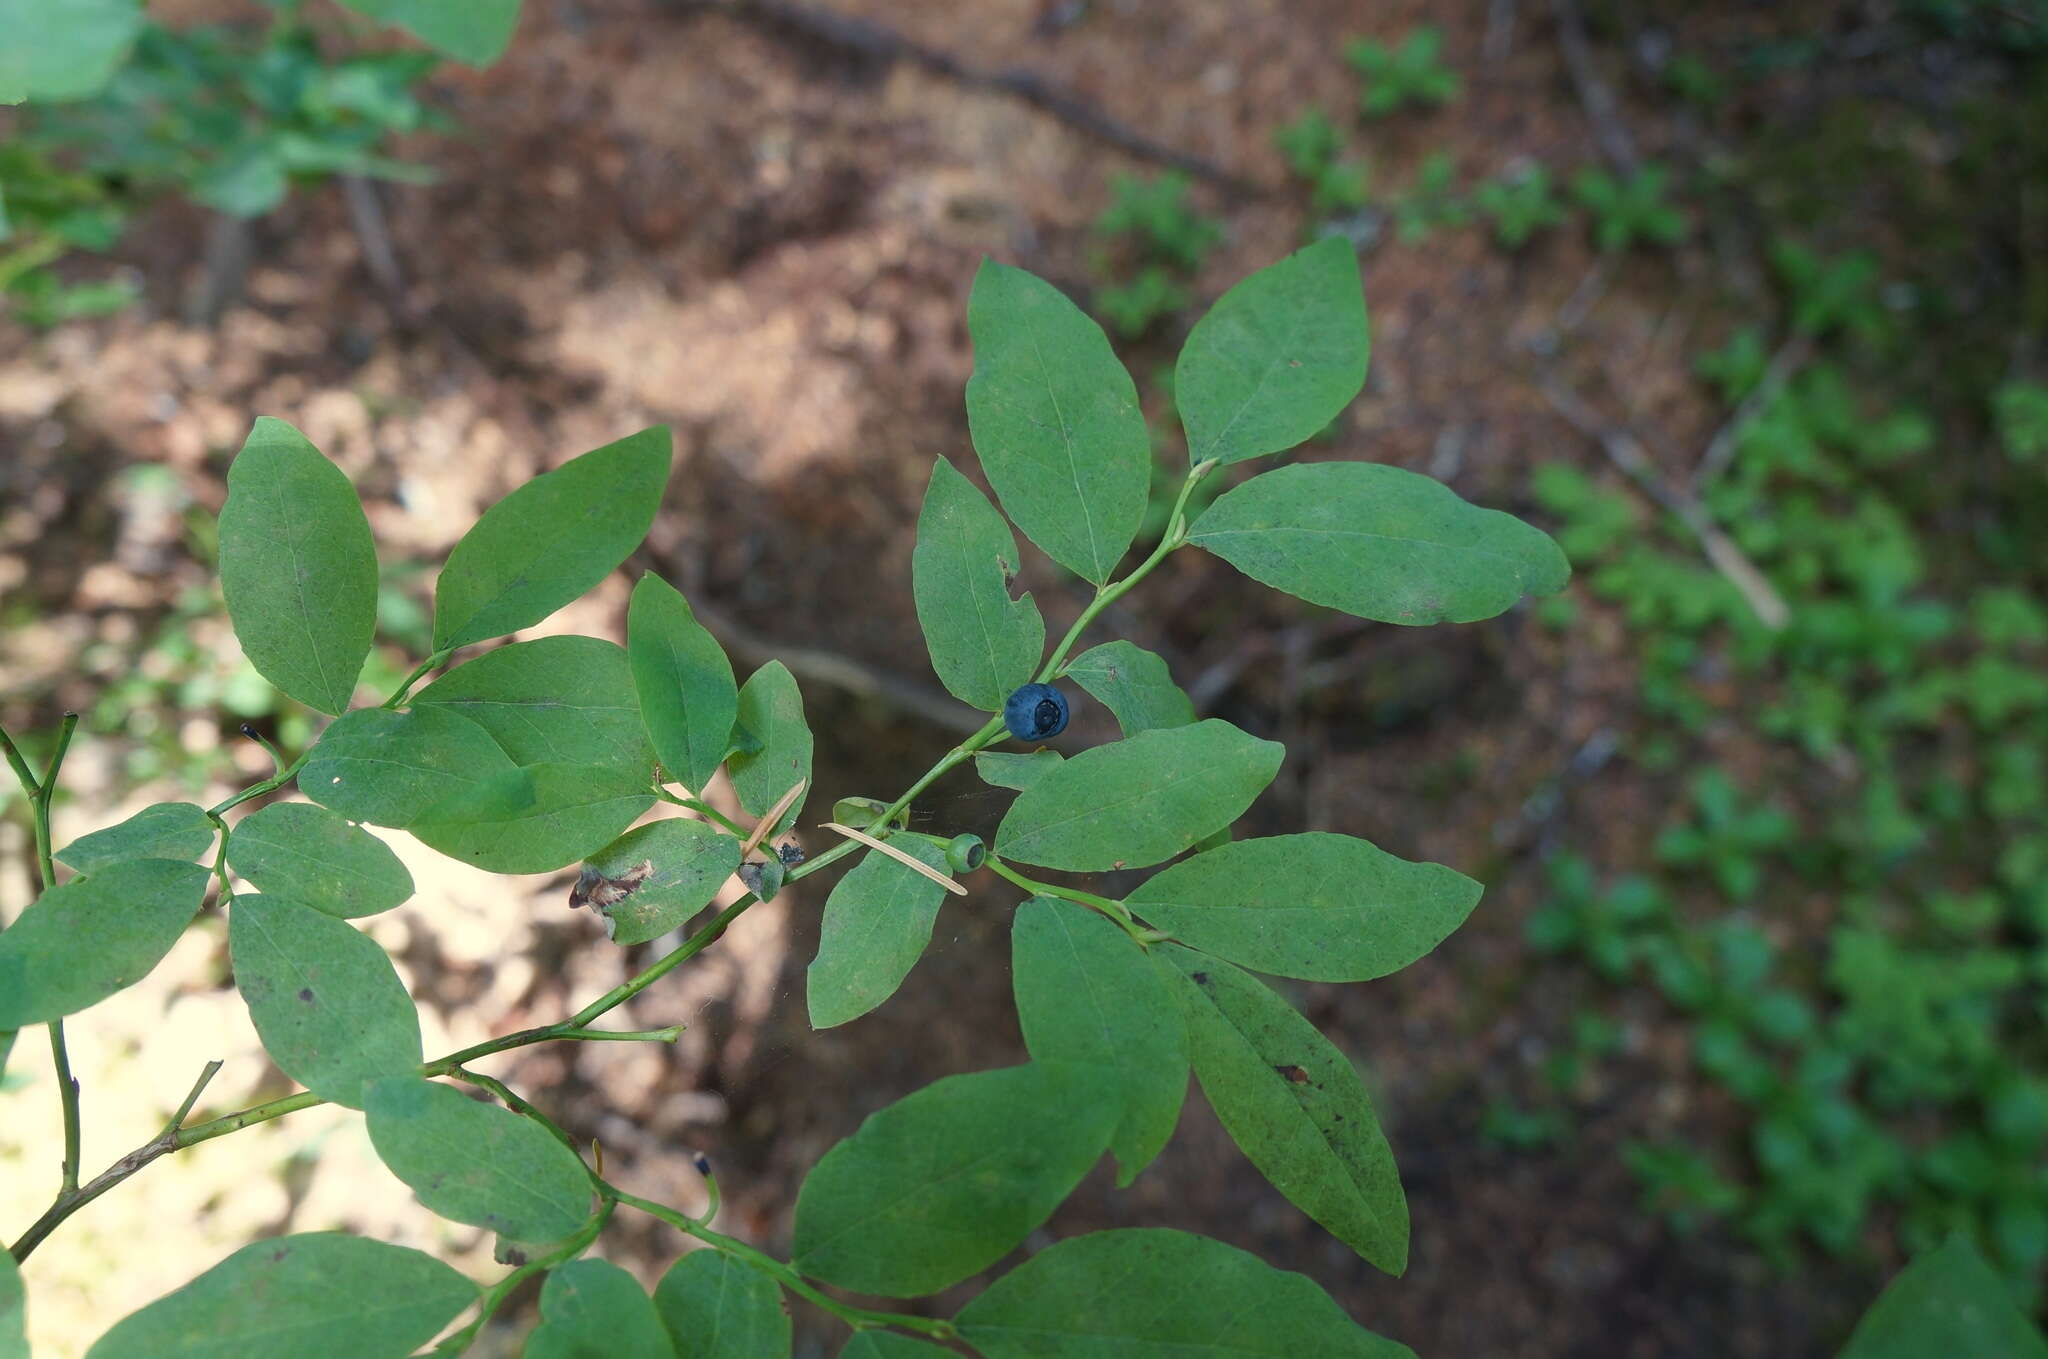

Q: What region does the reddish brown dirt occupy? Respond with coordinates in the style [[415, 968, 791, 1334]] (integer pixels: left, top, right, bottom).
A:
[[0, 1, 1884, 1354]]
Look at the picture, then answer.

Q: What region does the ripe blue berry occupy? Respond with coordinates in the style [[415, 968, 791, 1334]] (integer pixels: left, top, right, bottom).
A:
[[1003, 683, 1070, 741]]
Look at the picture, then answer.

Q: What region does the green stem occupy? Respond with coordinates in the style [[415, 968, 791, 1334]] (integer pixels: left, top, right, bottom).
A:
[[1041, 461, 1212, 684], [206, 751, 308, 820], [0, 721, 39, 800], [382, 648, 452, 709], [29, 717, 82, 1195], [430, 1202, 613, 1356], [237, 723, 287, 775], [985, 855, 1160, 944], [608, 1189, 959, 1342], [652, 788, 749, 838], [552, 1025, 685, 1044]]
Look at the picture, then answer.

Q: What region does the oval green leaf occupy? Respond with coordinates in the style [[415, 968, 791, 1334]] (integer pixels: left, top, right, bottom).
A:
[[336, 0, 519, 65], [629, 573, 738, 794], [0, 859, 209, 1028], [1160, 946, 1408, 1274], [965, 260, 1150, 585], [526, 1259, 674, 1359], [1839, 1236, 2048, 1359], [1012, 897, 1187, 1185], [84, 1232, 476, 1359], [792, 1062, 1121, 1297], [1175, 237, 1370, 467], [653, 1251, 791, 1359], [227, 802, 414, 919], [409, 762, 653, 874], [412, 635, 653, 774], [576, 817, 742, 945], [995, 720, 1283, 872], [807, 839, 952, 1030], [365, 1077, 594, 1242], [1125, 833, 1481, 981], [727, 661, 812, 837], [955, 1228, 1415, 1358], [1064, 641, 1194, 736], [1187, 461, 1570, 626], [54, 802, 214, 874], [302, 706, 518, 828], [432, 427, 672, 652], [218, 418, 379, 715], [230, 894, 422, 1109], [913, 458, 1045, 710]]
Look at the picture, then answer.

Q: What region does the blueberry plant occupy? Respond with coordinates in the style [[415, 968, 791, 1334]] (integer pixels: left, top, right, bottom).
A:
[[1, 239, 1566, 1355]]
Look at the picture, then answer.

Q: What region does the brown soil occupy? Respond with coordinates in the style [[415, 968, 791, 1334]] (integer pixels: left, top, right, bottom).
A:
[[0, 1, 1884, 1354]]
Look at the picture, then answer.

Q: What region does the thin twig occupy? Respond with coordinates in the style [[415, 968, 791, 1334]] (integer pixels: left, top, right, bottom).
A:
[[341, 175, 408, 304], [1551, 0, 1639, 173], [704, 0, 1266, 195], [1693, 333, 1813, 491], [1537, 376, 1790, 629]]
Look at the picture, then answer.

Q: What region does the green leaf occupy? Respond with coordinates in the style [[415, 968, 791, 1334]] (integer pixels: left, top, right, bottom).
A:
[[1125, 833, 1481, 981], [912, 458, 1046, 710], [1064, 641, 1194, 736], [1188, 462, 1570, 626], [807, 839, 952, 1029], [412, 635, 653, 774], [409, 762, 653, 874], [365, 1077, 594, 1242], [653, 1252, 791, 1359], [727, 661, 812, 836], [1012, 897, 1187, 1185], [433, 427, 671, 652], [525, 1259, 674, 1359], [54, 802, 214, 874], [335, 0, 521, 65], [1160, 947, 1408, 1274], [576, 817, 742, 945], [628, 574, 738, 794], [1839, 1236, 2048, 1359], [302, 706, 518, 828], [0, 1246, 23, 1359], [85, 1232, 475, 1359], [841, 1335, 954, 1358], [229, 894, 422, 1108], [955, 1228, 1414, 1358], [0, 860, 209, 1027], [995, 720, 1283, 871], [218, 418, 379, 715], [965, 260, 1151, 585], [975, 749, 1064, 792], [1175, 238, 1369, 466], [0, 0, 142, 102], [792, 1062, 1121, 1296], [227, 802, 413, 920]]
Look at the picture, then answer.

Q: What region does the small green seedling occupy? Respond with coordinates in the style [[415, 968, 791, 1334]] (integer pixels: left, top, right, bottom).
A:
[[1472, 164, 1567, 250], [1346, 27, 1460, 117], [0, 241, 1569, 1355], [1572, 163, 1688, 252], [1089, 171, 1223, 336]]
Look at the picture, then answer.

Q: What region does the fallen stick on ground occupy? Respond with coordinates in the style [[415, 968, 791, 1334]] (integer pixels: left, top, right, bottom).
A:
[[702, 0, 1268, 196], [1537, 375, 1791, 630]]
